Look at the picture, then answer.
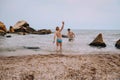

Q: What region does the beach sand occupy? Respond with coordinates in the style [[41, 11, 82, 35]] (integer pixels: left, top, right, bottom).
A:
[[0, 53, 120, 80]]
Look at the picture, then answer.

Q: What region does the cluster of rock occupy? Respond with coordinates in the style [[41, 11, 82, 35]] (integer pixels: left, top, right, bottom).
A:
[[89, 33, 120, 49], [0, 20, 52, 35], [33, 29, 52, 35], [62, 34, 68, 38], [0, 21, 7, 36], [0, 20, 120, 49]]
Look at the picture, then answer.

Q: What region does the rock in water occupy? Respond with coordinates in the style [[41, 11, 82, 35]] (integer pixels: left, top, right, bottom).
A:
[[89, 33, 106, 47], [6, 35, 12, 38], [0, 21, 7, 32], [24, 46, 40, 49], [115, 39, 120, 49], [62, 34, 68, 38], [33, 29, 52, 34], [13, 20, 36, 33], [9, 26, 15, 33], [0, 21, 7, 36], [0, 30, 6, 36]]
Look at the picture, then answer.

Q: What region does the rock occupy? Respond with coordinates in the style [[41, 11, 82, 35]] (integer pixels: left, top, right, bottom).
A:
[[0, 21, 7, 36], [13, 20, 36, 33], [115, 39, 120, 49], [62, 34, 68, 38], [6, 35, 12, 38], [21, 74, 34, 80], [0, 30, 6, 36], [17, 32, 27, 35], [24, 75, 34, 80], [0, 21, 7, 32], [9, 26, 15, 33], [89, 33, 106, 47], [33, 29, 52, 34], [24, 46, 40, 49]]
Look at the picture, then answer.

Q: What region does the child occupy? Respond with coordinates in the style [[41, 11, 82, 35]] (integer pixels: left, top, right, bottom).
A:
[[53, 21, 64, 51], [67, 28, 75, 41]]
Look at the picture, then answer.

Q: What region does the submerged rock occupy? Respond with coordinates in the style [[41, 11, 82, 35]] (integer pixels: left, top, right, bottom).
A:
[[115, 39, 120, 49], [6, 35, 12, 38], [89, 33, 106, 47], [24, 46, 40, 49], [62, 34, 68, 38]]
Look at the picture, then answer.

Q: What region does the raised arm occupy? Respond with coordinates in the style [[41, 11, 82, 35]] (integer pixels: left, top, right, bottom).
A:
[[60, 21, 64, 32]]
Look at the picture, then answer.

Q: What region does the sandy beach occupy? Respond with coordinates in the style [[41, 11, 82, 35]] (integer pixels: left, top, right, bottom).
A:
[[0, 53, 120, 80]]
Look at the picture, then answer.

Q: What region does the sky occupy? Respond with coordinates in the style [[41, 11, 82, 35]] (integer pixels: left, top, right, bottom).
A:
[[0, 0, 120, 30]]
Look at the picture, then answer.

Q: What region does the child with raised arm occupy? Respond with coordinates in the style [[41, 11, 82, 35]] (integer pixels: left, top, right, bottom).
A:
[[53, 21, 64, 51]]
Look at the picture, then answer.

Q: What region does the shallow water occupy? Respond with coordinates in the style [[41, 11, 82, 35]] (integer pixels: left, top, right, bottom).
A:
[[0, 30, 120, 56]]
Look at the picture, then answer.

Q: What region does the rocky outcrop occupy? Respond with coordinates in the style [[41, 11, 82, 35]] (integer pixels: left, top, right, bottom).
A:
[[12, 20, 52, 35], [0, 30, 6, 36], [89, 33, 106, 47], [0, 21, 7, 36], [9, 26, 15, 33], [33, 29, 52, 34], [115, 39, 120, 49], [13, 20, 36, 33]]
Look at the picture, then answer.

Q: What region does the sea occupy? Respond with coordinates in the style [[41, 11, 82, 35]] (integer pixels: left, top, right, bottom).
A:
[[0, 30, 120, 56]]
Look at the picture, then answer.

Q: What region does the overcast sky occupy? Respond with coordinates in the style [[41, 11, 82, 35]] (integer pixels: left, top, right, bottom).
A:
[[0, 0, 120, 30]]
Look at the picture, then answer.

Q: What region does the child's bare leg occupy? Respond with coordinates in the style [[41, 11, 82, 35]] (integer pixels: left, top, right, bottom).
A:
[[56, 42, 59, 51], [60, 43, 62, 51]]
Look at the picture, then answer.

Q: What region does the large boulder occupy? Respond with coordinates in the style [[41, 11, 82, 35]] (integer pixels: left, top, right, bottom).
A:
[[33, 29, 52, 34], [0, 21, 7, 36], [13, 20, 36, 33], [115, 39, 120, 49], [89, 33, 106, 47]]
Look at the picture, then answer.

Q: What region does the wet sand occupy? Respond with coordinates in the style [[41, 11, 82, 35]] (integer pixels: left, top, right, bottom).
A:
[[0, 53, 120, 80]]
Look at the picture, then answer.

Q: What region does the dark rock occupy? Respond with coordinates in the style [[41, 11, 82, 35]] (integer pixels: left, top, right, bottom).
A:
[[33, 29, 52, 35], [13, 20, 36, 33], [24, 46, 40, 49], [115, 39, 120, 49], [89, 33, 106, 47], [21, 74, 34, 80], [62, 34, 68, 38], [25, 75, 34, 80], [17, 32, 27, 35], [6, 35, 12, 38]]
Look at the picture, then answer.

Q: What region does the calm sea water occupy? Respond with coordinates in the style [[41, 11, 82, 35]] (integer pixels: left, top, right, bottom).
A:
[[0, 30, 120, 56]]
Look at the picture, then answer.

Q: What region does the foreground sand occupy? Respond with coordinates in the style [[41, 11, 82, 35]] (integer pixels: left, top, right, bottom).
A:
[[0, 53, 120, 80]]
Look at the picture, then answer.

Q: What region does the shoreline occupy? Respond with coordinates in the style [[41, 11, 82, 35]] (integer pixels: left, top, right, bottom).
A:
[[0, 49, 120, 57], [0, 53, 120, 80]]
